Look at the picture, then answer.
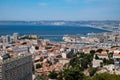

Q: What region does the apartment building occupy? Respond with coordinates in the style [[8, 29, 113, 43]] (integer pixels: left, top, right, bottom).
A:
[[0, 54, 32, 80]]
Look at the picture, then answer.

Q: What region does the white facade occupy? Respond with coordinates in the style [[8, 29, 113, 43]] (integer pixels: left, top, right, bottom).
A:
[[92, 59, 103, 68], [62, 53, 66, 58], [13, 33, 18, 42], [104, 64, 115, 71], [113, 50, 120, 54], [113, 55, 120, 59], [59, 58, 69, 65], [12, 46, 29, 54], [98, 55, 109, 59]]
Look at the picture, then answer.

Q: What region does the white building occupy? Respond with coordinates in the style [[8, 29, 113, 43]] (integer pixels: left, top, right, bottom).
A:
[[97, 54, 109, 59], [61, 53, 66, 58], [12, 46, 29, 54], [104, 64, 115, 71], [13, 33, 18, 42], [92, 59, 103, 68], [113, 50, 120, 54], [59, 58, 70, 65], [113, 54, 120, 59], [5, 35, 11, 43]]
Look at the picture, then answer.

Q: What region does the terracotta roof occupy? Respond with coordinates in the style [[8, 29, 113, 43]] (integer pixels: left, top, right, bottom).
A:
[[98, 54, 108, 56], [36, 68, 43, 73], [59, 58, 70, 60], [113, 53, 120, 56]]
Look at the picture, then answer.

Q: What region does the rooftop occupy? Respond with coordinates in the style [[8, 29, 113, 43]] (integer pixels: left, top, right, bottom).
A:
[[0, 53, 31, 64]]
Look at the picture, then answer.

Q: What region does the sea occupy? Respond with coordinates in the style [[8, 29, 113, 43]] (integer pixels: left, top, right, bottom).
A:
[[0, 25, 109, 42]]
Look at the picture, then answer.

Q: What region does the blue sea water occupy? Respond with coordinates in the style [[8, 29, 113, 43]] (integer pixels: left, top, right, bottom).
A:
[[0, 25, 109, 41]]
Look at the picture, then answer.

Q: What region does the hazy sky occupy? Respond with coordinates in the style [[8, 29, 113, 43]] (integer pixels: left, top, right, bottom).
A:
[[0, 0, 120, 21]]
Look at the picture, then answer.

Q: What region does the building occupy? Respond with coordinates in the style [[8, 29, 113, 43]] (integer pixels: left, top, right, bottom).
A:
[[113, 54, 120, 59], [5, 35, 11, 43], [13, 33, 18, 42], [61, 53, 66, 58], [92, 59, 103, 68], [0, 53, 32, 80], [59, 58, 70, 65], [97, 51, 109, 59], [12, 46, 29, 54]]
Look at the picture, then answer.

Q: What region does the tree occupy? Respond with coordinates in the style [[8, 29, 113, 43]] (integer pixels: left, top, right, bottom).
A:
[[103, 58, 107, 65], [106, 59, 114, 64], [56, 55, 62, 58], [58, 71, 64, 80], [35, 74, 48, 80], [100, 62, 103, 67], [95, 54, 99, 59], [81, 59, 88, 69], [35, 46, 39, 50], [96, 49, 103, 53], [93, 72, 120, 80], [67, 49, 75, 58], [36, 64, 42, 69], [69, 57, 81, 68], [108, 52, 114, 59], [106, 50, 109, 53], [22, 42, 27, 45], [102, 58, 114, 65], [48, 70, 58, 79], [32, 65, 35, 74], [90, 50, 95, 56], [68, 52, 94, 70], [63, 67, 85, 80], [39, 57, 43, 62], [89, 67, 98, 76], [6, 54, 11, 58]]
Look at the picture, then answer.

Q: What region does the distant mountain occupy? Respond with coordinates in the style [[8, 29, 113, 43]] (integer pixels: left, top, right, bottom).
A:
[[0, 20, 120, 27]]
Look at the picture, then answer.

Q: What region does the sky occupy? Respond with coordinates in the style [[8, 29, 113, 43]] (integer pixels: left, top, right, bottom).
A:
[[0, 0, 120, 21]]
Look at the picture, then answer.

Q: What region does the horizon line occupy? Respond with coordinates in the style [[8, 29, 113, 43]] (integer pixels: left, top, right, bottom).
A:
[[0, 20, 120, 21]]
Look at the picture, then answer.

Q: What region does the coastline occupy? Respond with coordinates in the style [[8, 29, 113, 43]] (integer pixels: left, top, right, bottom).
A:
[[79, 25, 113, 32]]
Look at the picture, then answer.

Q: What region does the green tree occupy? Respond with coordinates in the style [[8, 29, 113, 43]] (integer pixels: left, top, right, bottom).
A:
[[69, 57, 80, 67], [106, 50, 109, 53], [108, 52, 114, 59], [106, 59, 114, 64], [68, 52, 94, 70], [48, 70, 58, 79], [90, 50, 95, 56], [96, 49, 103, 53], [36, 64, 42, 69], [103, 58, 107, 65], [22, 42, 27, 45], [89, 67, 98, 77], [67, 49, 75, 58], [58, 71, 64, 80], [35, 74, 48, 80], [100, 62, 103, 67], [95, 54, 99, 59], [63, 67, 85, 80], [93, 72, 120, 80], [81, 59, 88, 69], [6, 54, 11, 58]]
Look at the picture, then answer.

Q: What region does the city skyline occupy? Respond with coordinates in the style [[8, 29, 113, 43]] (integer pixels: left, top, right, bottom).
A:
[[0, 0, 120, 21]]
